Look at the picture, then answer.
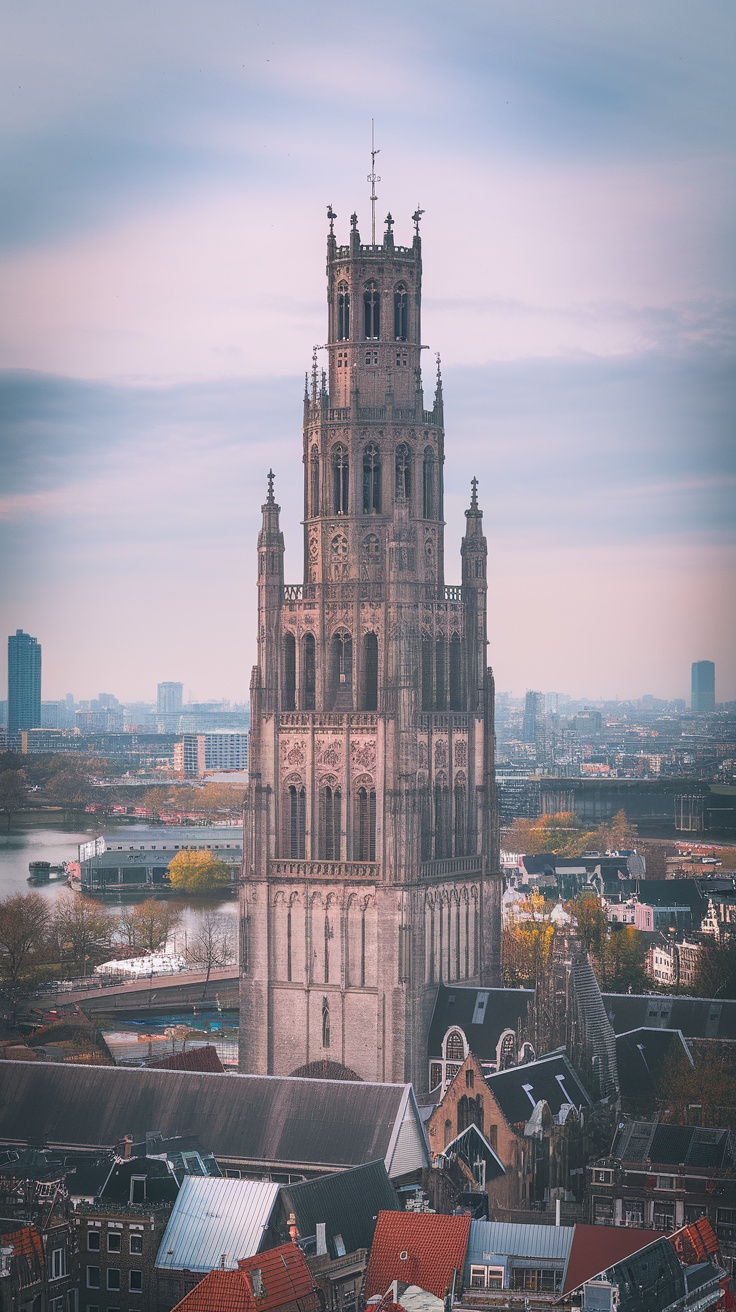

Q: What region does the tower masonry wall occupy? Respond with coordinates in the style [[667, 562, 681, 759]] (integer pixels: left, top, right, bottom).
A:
[[239, 209, 501, 1091]]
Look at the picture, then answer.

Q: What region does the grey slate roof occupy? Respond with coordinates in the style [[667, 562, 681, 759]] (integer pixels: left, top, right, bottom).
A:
[[427, 986, 533, 1061], [485, 1053, 592, 1127], [155, 1176, 280, 1270], [613, 1121, 733, 1169], [615, 1028, 693, 1103], [602, 993, 736, 1040], [278, 1160, 399, 1256], [0, 1062, 428, 1178]]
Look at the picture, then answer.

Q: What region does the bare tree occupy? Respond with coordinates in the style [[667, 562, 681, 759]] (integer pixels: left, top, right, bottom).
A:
[[0, 892, 52, 1018], [116, 900, 182, 955], [52, 892, 112, 974], [186, 910, 235, 998]]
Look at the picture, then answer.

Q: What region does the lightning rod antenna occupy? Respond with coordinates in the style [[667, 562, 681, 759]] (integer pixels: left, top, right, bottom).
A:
[[368, 119, 381, 245]]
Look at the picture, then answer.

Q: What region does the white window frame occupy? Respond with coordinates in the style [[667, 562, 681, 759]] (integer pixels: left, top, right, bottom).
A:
[[51, 1248, 68, 1280]]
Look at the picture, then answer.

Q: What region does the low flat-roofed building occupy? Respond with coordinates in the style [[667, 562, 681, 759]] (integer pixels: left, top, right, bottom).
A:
[[78, 825, 242, 895]]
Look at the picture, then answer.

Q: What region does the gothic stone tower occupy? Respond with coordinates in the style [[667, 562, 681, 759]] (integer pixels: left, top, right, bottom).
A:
[[239, 207, 502, 1091]]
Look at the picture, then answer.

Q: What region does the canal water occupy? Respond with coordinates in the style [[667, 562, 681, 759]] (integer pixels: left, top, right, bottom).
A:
[[0, 820, 241, 1057]]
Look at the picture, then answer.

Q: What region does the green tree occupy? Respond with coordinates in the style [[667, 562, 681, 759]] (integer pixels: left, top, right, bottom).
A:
[[186, 909, 236, 997], [116, 899, 182, 955], [0, 892, 52, 1016], [168, 850, 231, 892], [599, 925, 649, 993], [52, 893, 112, 973], [0, 770, 27, 830]]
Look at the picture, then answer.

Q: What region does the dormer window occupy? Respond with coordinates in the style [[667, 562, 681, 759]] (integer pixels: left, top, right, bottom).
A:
[[394, 284, 408, 341], [446, 1029, 465, 1062], [364, 281, 380, 340], [337, 282, 350, 340]]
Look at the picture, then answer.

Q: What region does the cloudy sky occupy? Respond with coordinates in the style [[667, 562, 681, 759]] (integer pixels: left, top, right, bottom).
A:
[[1, 0, 734, 704]]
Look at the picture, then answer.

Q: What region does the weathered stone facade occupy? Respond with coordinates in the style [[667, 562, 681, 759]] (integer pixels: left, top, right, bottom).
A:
[[239, 207, 502, 1090]]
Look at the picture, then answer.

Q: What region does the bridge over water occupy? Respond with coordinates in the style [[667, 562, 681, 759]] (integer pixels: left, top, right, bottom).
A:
[[38, 968, 239, 1013]]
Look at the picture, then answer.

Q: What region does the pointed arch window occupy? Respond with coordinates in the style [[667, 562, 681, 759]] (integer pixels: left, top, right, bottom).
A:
[[324, 912, 332, 982], [354, 786, 376, 861], [446, 1029, 465, 1062], [423, 447, 435, 519], [420, 789, 432, 861], [286, 905, 293, 981], [395, 443, 411, 502], [332, 444, 349, 514], [454, 776, 467, 857], [449, 633, 462, 710], [362, 443, 381, 514], [320, 785, 342, 860], [435, 636, 447, 711], [421, 635, 433, 712], [435, 780, 451, 858], [329, 631, 353, 708], [283, 633, 296, 711], [364, 280, 380, 340], [285, 784, 306, 859], [337, 281, 350, 341], [394, 283, 408, 341], [362, 632, 378, 711], [302, 632, 316, 710], [310, 447, 320, 516], [322, 996, 331, 1048]]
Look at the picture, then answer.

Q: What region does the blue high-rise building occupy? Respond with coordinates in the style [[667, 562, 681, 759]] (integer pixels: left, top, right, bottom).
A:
[[691, 660, 715, 713], [8, 630, 42, 734]]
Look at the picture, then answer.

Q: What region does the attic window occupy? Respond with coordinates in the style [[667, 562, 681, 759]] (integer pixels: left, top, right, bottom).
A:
[[130, 1177, 146, 1205]]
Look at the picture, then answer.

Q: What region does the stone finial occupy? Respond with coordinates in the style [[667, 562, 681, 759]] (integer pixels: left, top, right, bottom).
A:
[[267, 469, 275, 504], [327, 205, 336, 234]]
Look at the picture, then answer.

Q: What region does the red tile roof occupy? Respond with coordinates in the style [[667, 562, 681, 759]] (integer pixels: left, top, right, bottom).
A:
[[6, 1226, 44, 1266], [562, 1225, 665, 1294], [148, 1045, 225, 1073], [171, 1243, 319, 1312], [364, 1211, 472, 1301]]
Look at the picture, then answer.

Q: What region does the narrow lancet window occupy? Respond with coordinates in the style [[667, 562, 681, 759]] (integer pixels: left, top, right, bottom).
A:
[[321, 786, 342, 860], [337, 281, 350, 341], [394, 284, 408, 341], [449, 633, 462, 710], [322, 996, 330, 1048], [302, 632, 316, 710], [283, 633, 296, 710], [332, 444, 349, 514], [355, 786, 376, 861], [423, 447, 435, 519], [285, 784, 306, 859], [310, 447, 320, 516], [362, 443, 381, 514], [364, 280, 380, 340], [330, 631, 353, 708], [395, 444, 411, 502], [362, 632, 378, 710]]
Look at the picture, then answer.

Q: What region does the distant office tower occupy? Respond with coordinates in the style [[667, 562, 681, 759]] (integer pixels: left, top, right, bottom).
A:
[[157, 681, 184, 715], [691, 661, 715, 713], [8, 630, 41, 734], [522, 690, 543, 744]]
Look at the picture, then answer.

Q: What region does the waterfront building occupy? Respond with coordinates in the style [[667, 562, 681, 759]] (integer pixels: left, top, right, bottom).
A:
[[78, 825, 242, 896], [174, 731, 249, 777], [692, 660, 716, 713], [7, 628, 41, 734], [240, 206, 502, 1089]]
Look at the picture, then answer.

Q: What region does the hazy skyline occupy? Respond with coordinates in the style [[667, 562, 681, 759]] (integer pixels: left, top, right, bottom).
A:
[[1, 1, 734, 704]]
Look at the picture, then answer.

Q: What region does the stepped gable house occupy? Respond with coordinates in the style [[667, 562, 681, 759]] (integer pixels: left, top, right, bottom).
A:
[[240, 205, 502, 1088]]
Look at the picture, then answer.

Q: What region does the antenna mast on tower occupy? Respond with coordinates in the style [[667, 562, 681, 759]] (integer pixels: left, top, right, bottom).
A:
[[367, 119, 381, 244]]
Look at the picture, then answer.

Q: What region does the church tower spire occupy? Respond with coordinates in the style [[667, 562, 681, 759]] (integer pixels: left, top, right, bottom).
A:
[[240, 206, 502, 1089]]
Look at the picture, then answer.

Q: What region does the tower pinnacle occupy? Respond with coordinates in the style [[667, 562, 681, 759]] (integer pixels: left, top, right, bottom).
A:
[[368, 118, 381, 244]]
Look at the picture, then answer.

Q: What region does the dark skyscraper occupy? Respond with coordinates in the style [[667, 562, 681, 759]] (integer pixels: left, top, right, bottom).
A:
[[691, 660, 715, 713], [8, 629, 42, 734]]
